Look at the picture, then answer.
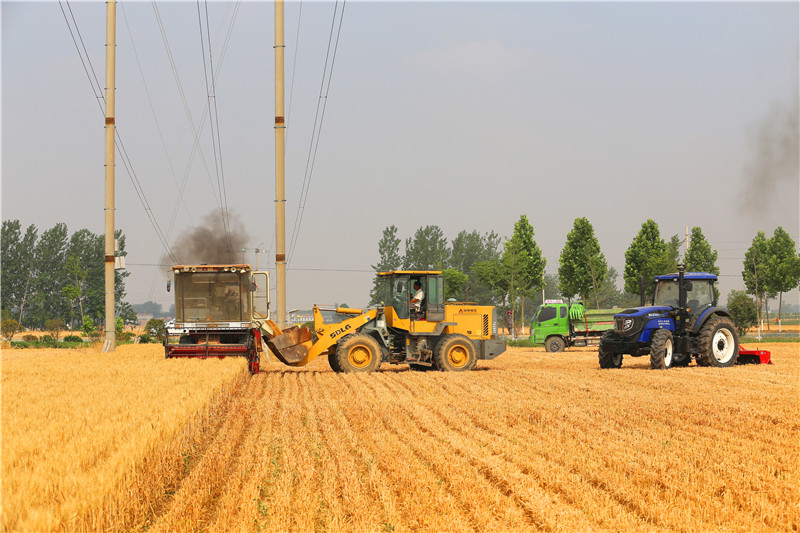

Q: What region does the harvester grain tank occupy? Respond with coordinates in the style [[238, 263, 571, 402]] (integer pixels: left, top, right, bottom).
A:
[[165, 267, 506, 373]]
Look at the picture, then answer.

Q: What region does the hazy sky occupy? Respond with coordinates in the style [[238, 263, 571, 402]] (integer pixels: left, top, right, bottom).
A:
[[3, 1, 799, 312]]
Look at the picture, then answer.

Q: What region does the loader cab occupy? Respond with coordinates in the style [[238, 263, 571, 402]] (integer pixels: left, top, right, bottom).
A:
[[379, 271, 445, 325]]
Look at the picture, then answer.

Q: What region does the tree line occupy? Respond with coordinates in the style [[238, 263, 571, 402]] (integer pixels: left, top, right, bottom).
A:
[[1, 219, 135, 331], [369, 217, 800, 330]]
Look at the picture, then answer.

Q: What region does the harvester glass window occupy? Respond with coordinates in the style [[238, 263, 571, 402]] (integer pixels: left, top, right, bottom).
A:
[[179, 273, 247, 322]]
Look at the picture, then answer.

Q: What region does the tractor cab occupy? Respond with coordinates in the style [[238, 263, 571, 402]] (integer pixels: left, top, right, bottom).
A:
[[653, 272, 716, 326], [377, 271, 445, 326]]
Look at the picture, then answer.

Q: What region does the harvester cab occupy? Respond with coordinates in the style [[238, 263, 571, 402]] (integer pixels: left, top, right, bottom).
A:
[[598, 265, 745, 369]]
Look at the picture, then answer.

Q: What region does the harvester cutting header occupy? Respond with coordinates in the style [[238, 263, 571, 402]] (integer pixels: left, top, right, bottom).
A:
[[165, 266, 506, 373]]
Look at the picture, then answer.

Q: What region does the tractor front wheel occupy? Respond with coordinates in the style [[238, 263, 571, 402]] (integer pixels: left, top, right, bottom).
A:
[[335, 333, 382, 373], [598, 331, 623, 369], [650, 329, 674, 369], [433, 334, 477, 372], [697, 316, 739, 367]]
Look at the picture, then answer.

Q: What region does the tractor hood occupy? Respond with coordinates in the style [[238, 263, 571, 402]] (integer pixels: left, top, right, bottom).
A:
[[613, 306, 672, 337], [614, 306, 672, 318]]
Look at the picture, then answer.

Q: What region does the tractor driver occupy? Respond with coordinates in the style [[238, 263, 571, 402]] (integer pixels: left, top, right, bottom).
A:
[[410, 280, 425, 313]]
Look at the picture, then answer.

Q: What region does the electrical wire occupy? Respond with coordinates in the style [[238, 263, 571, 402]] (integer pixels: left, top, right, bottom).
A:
[[287, 0, 347, 265], [58, 0, 178, 265]]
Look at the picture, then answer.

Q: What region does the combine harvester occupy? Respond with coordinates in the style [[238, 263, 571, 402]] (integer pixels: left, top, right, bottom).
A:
[[165, 266, 506, 373]]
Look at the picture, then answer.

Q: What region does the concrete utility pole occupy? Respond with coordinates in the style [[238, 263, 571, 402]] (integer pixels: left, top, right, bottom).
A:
[[274, 0, 287, 328], [103, 0, 117, 352]]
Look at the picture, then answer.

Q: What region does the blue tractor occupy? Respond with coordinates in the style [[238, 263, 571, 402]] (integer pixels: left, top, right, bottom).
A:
[[598, 265, 739, 369]]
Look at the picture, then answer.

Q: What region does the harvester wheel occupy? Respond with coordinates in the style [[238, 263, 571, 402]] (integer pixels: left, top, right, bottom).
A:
[[697, 316, 739, 367], [650, 329, 674, 370], [433, 334, 477, 372], [545, 336, 565, 353], [335, 333, 382, 373]]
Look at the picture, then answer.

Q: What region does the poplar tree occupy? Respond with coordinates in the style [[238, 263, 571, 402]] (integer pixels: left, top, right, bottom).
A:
[[369, 225, 402, 305], [402, 225, 451, 270], [558, 217, 608, 308], [742, 231, 774, 326], [685, 227, 719, 274], [766, 226, 800, 322], [623, 219, 668, 295]]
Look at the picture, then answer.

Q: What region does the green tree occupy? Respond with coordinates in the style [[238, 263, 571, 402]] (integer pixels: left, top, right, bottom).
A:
[[403, 225, 450, 270], [1, 318, 21, 341], [558, 217, 608, 308], [623, 220, 669, 295], [726, 290, 758, 337], [663, 234, 683, 273], [765, 227, 800, 323], [742, 231, 774, 327], [1, 220, 39, 324], [450, 230, 501, 303], [145, 318, 167, 343], [685, 227, 719, 274], [369, 225, 403, 305], [501, 216, 545, 335], [442, 268, 469, 300], [45, 318, 65, 343]]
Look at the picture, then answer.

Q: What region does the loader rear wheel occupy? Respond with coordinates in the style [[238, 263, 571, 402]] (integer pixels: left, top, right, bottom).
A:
[[433, 334, 477, 372], [545, 336, 565, 353], [335, 333, 382, 373], [697, 316, 739, 367], [650, 329, 674, 370]]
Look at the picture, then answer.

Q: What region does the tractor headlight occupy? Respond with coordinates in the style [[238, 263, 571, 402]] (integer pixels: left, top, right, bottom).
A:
[[622, 319, 634, 331]]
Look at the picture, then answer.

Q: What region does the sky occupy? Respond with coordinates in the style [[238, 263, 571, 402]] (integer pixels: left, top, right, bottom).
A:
[[2, 1, 799, 314]]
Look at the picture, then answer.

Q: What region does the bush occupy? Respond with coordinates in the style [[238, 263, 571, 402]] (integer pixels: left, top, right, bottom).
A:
[[63, 335, 83, 343], [117, 331, 134, 342], [2, 318, 21, 341], [40, 335, 55, 344], [45, 318, 66, 342], [145, 319, 166, 343], [138, 333, 154, 344], [22, 334, 38, 342], [727, 290, 758, 337]]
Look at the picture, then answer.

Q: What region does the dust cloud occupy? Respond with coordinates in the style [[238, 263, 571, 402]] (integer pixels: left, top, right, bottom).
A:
[[739, 100, 800, 214], [168, 209, 251, 265]]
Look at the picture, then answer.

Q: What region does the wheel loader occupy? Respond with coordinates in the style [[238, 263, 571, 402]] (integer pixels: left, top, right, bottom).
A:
[[165, 267, 506, 373]]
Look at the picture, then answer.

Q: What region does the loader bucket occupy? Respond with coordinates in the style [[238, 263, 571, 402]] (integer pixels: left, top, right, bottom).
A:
[[736, 345, 772, 365], [263, 320, 313, 365]]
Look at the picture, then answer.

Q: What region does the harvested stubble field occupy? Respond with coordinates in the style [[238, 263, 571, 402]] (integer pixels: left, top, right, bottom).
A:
[[2, 343, 798, 532]]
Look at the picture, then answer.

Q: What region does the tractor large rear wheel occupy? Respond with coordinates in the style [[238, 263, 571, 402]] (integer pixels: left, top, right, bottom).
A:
[[697, 316, 739, 367], [335, 333, 382, 373], [650, 329, 674, 369], [433, 334, 477, 372]]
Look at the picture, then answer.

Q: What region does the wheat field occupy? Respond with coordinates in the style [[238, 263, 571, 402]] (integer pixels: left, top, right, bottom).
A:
[[2, 342, 798, 532]]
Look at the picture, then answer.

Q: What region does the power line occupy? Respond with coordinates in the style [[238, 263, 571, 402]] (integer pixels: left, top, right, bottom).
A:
[[287, 0, 347, 264], [58, 0, 178, 265]]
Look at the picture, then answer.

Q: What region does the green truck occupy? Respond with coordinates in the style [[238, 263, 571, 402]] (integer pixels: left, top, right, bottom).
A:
[[530, 300, 616, 352]]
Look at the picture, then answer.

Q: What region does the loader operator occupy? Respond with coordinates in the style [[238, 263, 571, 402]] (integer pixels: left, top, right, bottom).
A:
[[410, 280, 425, 313]]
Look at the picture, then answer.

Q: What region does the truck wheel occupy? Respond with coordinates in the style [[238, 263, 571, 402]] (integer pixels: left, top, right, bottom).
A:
[[335, 333, 382, 373], [545, 336, 565, 353], [433, 334, 477, 372], [650, 329, 674, 369], [697, 316, 739, 367]]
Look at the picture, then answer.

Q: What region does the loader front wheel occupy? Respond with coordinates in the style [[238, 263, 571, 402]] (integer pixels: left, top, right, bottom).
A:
[[433, 334, 477, 372], [328, 351, 343, 373], [335, 333, 382, 373], [697, 316, 739, 367]]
